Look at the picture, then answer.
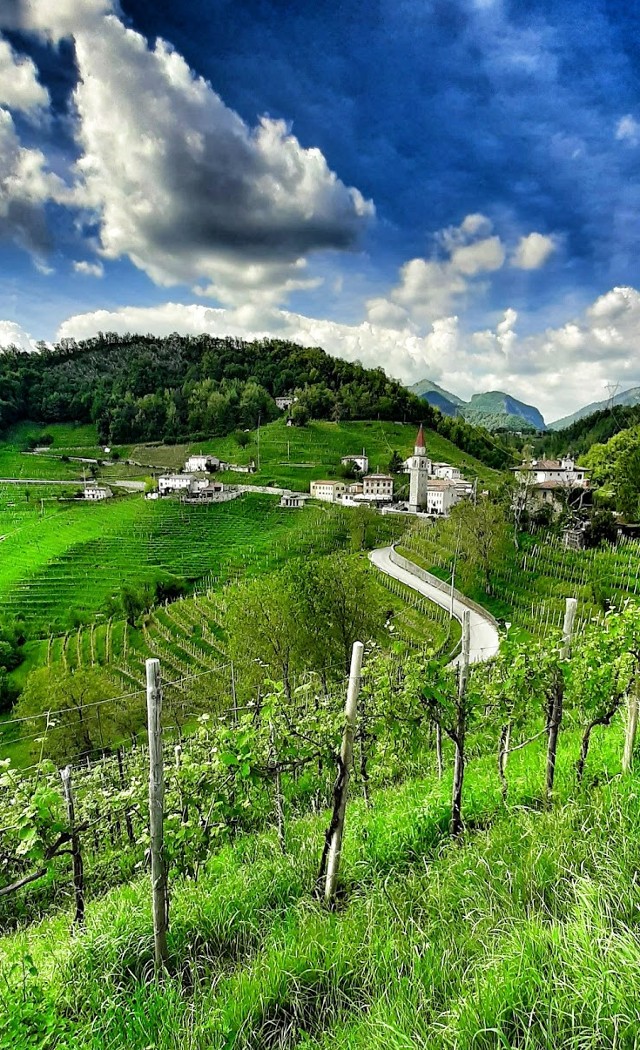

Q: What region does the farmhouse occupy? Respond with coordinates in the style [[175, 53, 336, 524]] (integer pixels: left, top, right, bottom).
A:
[[158, 473, 196, 495], [185, 454, 221, 473], [513, 456, 588, 487], [275, 394, 296, 410], [310, 480, 347, 503], [341, 451, 369, 474], [83, 482, 112, 501], [432, 462, 461, 480]]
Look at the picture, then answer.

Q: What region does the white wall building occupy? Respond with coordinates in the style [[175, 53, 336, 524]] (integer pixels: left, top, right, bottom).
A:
[[425, 479, 459, 515], [280, 494, 304, 508], [310, 480, 347, 502], [432, 462, 461, 480], [158, 473, 196, 495], [83, 482, 112, 501], [362, 474, 394, 501], [341, 451, 369, 473], [513, 457, 588, 487], [275, 395, 296, 410], [185, 454, 220, 472]]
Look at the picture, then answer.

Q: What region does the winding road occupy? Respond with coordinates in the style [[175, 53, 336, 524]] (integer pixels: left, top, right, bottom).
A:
[[369, 545, 500, 665]]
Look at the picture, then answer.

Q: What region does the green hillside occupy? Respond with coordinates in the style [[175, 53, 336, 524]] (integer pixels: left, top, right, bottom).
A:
[[132, 418, 502, 489]]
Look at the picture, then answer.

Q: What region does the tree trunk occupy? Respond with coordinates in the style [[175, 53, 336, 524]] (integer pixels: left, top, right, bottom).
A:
[[450, 733, 465, 836]]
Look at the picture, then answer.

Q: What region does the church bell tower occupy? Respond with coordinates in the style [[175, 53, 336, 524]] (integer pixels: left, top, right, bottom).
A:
[[407, 424, 431, 511]]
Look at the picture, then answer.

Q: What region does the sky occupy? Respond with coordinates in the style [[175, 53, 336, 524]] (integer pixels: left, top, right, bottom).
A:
[[0, 0, 639, 422]]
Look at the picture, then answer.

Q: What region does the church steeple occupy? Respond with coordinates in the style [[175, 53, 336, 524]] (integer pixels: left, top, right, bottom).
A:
[[415, 424, 426, 455]]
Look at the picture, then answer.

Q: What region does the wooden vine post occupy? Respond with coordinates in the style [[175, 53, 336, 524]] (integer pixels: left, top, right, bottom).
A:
[[622, 678, 640, 774], [450, 609, 470, 836], [146, 658, 169, 973], [324, 640, 364, 905], [60, 765, 85, 927], [546, 597, 577, 803]]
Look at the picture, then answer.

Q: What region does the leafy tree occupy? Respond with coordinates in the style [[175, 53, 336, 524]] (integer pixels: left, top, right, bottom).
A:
[[388, 450, 404, 474]]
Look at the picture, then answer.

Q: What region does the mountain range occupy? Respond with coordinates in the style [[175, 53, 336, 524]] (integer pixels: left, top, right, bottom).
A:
[[547, 386, 640, 430], [410, 379, 640, 433], [410, 380, 546, 432]]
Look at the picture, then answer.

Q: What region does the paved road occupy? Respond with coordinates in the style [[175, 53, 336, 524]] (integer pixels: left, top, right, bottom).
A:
[[370, 545, 500, 665]]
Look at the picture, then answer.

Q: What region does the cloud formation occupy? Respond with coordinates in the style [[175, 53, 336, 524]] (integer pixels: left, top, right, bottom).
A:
[[0, 107, 68, 254], [616, 115, 640, 146], [1, 0, 373, 305], [512, 233, 557, 270], [73, 260, 104, 277], [0, 319, 38, 352], [0, 37, 49, 114]]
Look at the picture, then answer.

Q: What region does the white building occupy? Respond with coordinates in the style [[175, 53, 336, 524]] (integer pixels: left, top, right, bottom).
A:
[[83, 482, 112, 501], [362, 474, 394, 501], [185, 454, 220, 473], [513, 457, 588, 487], [341, 451, 369, 474], [425, 479, 459, 515], [158, 473, 196, 495], [275, 395, 296, 410], [432, 462, 461, 480], [280, 494, 304, 508], [310, 480, 347, 503], [406, 425, 432, 512]]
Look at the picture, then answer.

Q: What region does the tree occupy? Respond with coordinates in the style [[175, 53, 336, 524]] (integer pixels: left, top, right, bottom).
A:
[[445, 499, 510, 595], [388, 450, 404, 474], [14, 667, 122, 764], [234, 429, 251, 448]]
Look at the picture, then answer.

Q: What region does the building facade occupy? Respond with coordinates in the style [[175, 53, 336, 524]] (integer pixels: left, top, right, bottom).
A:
[[158, 473, 196, 495], [83, 483, 112, 501], [362, 474, 394, 501], [185, 455, 220, 472], [310, 480, 347, 502], [425, 479, 459, 515], [341, 452, 369, 474]]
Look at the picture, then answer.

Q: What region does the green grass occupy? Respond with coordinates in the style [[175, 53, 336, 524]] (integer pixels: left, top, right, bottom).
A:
[[0, 493, 377, 636], [1, 718, 638, 1049], [129, 418, 500, 490]]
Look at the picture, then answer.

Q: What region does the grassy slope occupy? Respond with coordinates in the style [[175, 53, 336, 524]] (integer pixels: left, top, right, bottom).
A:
[[1, 721, 637, 1049], [131, 418, 501, 489]]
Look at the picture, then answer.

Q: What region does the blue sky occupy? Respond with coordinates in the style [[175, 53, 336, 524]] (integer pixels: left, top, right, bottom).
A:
[[1, 0, 640, 420]]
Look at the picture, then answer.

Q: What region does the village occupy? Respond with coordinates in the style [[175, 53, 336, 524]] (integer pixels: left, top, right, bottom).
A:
[[77, 425, 485, 517]]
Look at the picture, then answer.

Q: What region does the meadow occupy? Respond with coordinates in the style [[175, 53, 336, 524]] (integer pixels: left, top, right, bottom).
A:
[[1, 698, 638, 1050]]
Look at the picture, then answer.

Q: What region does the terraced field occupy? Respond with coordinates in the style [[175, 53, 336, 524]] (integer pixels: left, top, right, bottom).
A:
[[0, 490, 390, 634]]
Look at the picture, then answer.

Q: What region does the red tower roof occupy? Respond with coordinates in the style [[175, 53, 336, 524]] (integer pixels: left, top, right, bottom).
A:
[[415, 424, 425, 448]]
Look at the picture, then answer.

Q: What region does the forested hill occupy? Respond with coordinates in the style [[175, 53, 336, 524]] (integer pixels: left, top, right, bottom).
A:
[[538, 402, 640, 458], [0, 333, 512, 468]]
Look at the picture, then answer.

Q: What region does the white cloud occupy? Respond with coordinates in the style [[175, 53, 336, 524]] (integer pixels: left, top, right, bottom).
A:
[[0, 107, 69, 253], [0, 0, 372, 305], [44, 8, 370, 305], [0, 319, 38, 352], [73, 259, 104, 277], [616, 115, 640, 146], [0, 37, 49, 115], [450, 235, 505, 275], [55, 285, 640, 422], [366, 214, 505, 325], [0, 0, 115, 44], [512, 232, 557, 269]]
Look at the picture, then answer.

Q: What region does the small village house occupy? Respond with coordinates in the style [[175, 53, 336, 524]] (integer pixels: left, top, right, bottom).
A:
[[158, 473, 196, 495], [341, 451, 369, 474], [280, 494, 305, 508], [83, 482, 112, 501], [425, 478, 459, 515], [310, 480, 347, 503], [185, 454, 221, 473]]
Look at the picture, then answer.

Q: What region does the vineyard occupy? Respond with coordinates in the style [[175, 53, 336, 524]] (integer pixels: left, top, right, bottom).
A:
[[401, 520, 640, 637], [0, 492, 395, 635], [2, 604, 640, 1048]]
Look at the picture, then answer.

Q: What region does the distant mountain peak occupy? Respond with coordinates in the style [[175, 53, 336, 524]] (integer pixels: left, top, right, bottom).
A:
[[409, 378, 546, 432]]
